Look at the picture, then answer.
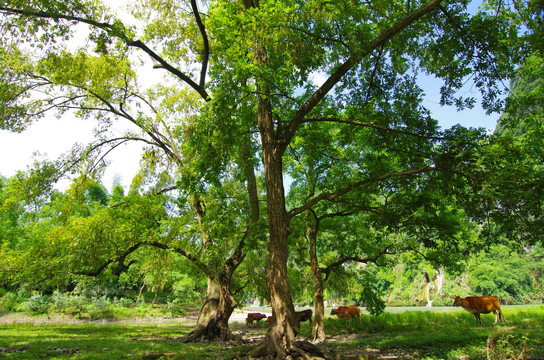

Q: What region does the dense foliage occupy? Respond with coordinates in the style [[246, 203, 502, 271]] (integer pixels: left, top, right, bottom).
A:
[[1, 175, 543, 313]]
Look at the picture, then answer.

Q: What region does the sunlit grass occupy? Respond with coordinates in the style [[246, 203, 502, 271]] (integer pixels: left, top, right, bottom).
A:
[[322, 304, 544, 359], [0, 305, 542, 359]]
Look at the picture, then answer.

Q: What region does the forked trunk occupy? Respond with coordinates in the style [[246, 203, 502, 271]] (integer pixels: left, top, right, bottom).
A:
[[182, 274, 239, 343], [253, 90, 331, 359]]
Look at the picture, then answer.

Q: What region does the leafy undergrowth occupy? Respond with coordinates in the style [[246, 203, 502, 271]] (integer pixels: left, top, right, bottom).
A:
[[0, 305, 542, 359]]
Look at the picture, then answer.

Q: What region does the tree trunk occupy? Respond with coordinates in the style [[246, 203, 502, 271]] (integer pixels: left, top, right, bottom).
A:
[[307, 212, 327, 343], [182, 273, 239, 342], [252, 89, 300, 357]]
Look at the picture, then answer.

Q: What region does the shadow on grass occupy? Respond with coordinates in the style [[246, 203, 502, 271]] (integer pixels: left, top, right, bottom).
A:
[[1, 306, 542, 359]]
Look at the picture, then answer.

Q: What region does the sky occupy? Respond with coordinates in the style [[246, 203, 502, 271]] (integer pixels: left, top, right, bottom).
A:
[[0, 117, 143, 191]]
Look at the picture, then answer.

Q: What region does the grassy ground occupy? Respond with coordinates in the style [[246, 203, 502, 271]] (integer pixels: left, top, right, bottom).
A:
[[0, 305, 542, 359]]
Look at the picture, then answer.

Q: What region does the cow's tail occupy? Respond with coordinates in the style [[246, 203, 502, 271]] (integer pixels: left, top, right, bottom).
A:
[[498, 308, 507, 323], [495, 298, 507, 323]]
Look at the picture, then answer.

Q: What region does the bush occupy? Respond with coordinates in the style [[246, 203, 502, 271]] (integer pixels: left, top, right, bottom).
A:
[[112, 297, 134, 308], [50, 291, 89, 317], [487, 332, 532, 360], [0, 291, 19, 312], [87, 295, 113, 319], [19, 293, 50, 315]]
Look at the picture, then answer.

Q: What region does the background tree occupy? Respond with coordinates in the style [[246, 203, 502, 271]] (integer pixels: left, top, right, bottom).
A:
[[0, 0, 265, 342]]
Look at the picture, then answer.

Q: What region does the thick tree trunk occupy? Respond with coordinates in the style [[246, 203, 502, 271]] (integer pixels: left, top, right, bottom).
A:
[[252, 88, 300, 357], [182, 274, 239, 343], [307, 212, 327, 343], [183, 132, 256, 344]]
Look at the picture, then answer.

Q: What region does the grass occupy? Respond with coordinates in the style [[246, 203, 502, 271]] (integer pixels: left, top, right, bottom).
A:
[[0, 305, 543, 359]]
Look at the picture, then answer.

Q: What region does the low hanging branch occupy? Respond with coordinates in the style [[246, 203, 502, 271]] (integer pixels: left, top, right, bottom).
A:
[[320, 238, 411, 281], [74, 243, 144, 277], [71, 240, 212, 278]]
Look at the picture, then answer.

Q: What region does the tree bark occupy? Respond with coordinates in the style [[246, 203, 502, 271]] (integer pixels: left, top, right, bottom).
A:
[[182, 273, 239, 342], [252, 84, 300, 357], [307, 212, 327, 344], [183, 132, 257, 343]]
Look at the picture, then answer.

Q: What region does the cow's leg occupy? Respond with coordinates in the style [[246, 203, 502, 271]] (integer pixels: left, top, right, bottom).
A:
[[493, 310, 498, 324], [474, 313, 481, 324]]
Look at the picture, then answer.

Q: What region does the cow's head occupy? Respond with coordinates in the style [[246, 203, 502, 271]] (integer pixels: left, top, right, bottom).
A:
[[453, 296, 462, 307], [330, 308, 338, 315]]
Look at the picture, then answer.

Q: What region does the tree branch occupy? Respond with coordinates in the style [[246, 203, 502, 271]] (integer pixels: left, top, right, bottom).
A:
[[320, 238, 411, 281], [190, 0, 209, 89], [0, 5, 210, 100], [280, 0, 444, 152], [287, 166, 440, 220], [128, 40, 210, 100], [305, 117, 446, 140], [74, 243, 144, 277]]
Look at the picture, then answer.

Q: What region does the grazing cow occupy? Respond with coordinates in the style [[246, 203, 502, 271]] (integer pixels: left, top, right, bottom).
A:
[[266, 310, 313, 327], [245, 312, 267, 327], [331, 305, 361, 324], [453, 296, 506, 324], [296, 309, 313, 325]]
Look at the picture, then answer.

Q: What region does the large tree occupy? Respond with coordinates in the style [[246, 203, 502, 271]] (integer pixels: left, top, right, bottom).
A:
[[1, 0, 539, 357], [0, 0, 265, 342]]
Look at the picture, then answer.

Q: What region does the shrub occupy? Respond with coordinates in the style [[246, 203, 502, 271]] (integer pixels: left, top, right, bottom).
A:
[[50, 291, 89, 317], [0, 291, 19, 312], [112, 297, 134, 308], [19, 293, 50, 315], [87, 295, 113, 319], [487, 332, 533, 360]]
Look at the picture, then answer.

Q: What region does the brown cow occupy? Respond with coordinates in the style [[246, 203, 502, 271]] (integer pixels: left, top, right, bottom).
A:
[[296, 309, 313, 325], [245, 312, 267, 327], [331, 305, 361, 324], [453, 296, 506, 324]]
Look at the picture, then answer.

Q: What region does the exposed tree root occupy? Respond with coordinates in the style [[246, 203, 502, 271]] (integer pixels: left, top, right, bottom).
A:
[[251, 340, 333, 360], [180, 323, 243, 345]]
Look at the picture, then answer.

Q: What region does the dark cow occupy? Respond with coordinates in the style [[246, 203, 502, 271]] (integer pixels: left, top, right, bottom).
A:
[[453, 296, 506, 324], [246, 312, 267, 327], [296, 309, 313, 325], [266, 309, 312, 326], [331, 305, 361, 324]]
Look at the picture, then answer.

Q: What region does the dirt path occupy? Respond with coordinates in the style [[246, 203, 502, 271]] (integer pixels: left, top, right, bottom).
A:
[[0, 310, 267, 326]]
